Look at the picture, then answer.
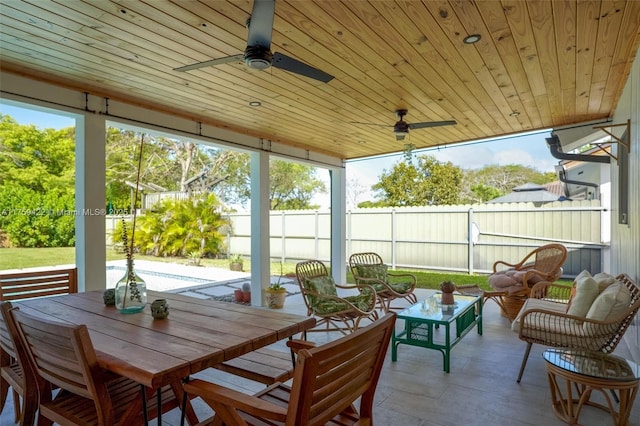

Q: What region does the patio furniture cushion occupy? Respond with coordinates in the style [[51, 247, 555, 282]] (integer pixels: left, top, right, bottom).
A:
[[488, 269, 520, 289], [355, 264, 389, 292], [585, 281, 632, 322], [305, 275, 338, 296], [355, 264, 388, 281], [388, 281, 413, 293], [354, 264, 414, 295], [489, 269, 544, 292], [304, 276, 374, 315], [566, 273, 599, 317], [593, 272, 617, 291], [315, 293, 374, 315], [512, 298, 569, 334]]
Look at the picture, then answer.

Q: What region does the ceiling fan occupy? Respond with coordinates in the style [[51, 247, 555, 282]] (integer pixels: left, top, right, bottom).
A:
[[353, 109, 457, 141], [174, 0, 334, 83]]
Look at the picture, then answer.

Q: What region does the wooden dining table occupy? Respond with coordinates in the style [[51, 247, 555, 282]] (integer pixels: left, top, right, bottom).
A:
[[14, 289, 316, 424]]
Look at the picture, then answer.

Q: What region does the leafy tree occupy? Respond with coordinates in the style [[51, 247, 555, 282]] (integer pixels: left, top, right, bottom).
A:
[[207, 150, 251, 208], [1, 115, 329, 250], [371, 155, 463, 206], [106, 130, 208, 211], [0, 115, 76, 247], [269, 160, 327, 210], [459, 164, 556, 203], [0, 114, 75, 192], [356, 200, 387, 208], [206, 153, 327, 210]]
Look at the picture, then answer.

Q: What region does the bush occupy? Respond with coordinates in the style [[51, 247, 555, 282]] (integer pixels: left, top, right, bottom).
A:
[[131, 193, 228, 258], [0, 185, 75, 247]]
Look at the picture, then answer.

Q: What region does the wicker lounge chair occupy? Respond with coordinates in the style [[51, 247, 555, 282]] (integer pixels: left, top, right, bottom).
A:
[[512, 273, 640, 382], [488, 243, 567, 321], [349, 252, 417, 312], [296, 260, 378, 334]]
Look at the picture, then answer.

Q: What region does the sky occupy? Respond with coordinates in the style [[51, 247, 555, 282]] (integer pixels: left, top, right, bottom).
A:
[[1, 102, 560, 206], [345, 129, 557, 192]]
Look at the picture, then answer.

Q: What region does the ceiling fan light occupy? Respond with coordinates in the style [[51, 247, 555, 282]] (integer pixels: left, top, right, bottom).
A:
[[244, 45, 273, 70], [395, 131, 408, 141], [246, 57, 271, 70]]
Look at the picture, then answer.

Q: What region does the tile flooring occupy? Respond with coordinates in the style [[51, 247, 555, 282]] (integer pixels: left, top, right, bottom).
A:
[[2, 288, 639, 425]]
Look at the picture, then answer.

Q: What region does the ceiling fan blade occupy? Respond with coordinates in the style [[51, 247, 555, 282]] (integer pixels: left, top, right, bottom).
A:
[[272, 52, 334, 83], [409, 120, 457, 129], [174, 54, 244, 72], [247, 0, 275, 48]]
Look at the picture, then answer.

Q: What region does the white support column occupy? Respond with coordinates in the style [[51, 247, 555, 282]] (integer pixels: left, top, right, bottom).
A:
[[329, 167, 347, 282], [75, 113, 106, 292], [250, 150, 270, 306]]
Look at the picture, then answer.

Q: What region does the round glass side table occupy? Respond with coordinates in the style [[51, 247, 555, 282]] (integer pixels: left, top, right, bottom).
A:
[[543, 348, 640, 425]]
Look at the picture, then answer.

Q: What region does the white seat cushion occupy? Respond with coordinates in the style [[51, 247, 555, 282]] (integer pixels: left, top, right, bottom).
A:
[[512, 298, 568, 333]]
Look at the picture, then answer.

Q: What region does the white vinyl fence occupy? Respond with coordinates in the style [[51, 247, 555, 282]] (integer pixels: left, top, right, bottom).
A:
[[225, 200, 606, 277]]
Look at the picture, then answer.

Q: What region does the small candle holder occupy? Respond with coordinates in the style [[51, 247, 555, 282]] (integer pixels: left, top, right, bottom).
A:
[[150, 299, 169, 319], [103, 288, 116, 306]]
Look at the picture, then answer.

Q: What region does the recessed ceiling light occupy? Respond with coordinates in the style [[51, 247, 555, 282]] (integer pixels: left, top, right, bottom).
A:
[[249, 101, 261, 107], [463, 34, 481, 44]]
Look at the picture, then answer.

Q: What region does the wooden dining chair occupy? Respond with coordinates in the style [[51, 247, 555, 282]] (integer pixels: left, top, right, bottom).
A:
[[0, 267, 78, 301], [183, 312, 396, 425], [7, 305, 183, 425], [0, 301, 38, 426]]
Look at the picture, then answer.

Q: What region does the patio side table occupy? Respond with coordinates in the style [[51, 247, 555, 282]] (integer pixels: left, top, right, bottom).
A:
[[392, 292, 482, 373], [543, 348, 640, 426]]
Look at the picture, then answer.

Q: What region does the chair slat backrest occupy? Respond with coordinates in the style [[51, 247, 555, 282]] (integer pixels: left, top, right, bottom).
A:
[[1, 302, 43, 426], [349, 252, 384, 268], [0, 267, 78, 301], [532, 244, 567, 277], [296, 260, 329, 284], [10, 307, 116, 423], [295, 260, 330, 313], [0, 302, 16, 361], [287, 312, 396, 425]]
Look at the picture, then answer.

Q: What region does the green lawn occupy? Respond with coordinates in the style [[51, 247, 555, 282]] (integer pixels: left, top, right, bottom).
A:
[[0, 247, 491, 290]]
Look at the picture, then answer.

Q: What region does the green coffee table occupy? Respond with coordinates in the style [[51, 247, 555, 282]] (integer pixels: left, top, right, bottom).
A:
[[391, 292, 482, 373]]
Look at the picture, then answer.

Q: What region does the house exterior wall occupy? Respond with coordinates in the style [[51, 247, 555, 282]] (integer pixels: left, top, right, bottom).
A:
[[611, 52, 640, 362]]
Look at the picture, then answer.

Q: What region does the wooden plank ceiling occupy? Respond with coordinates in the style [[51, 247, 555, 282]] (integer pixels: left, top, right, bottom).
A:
[[1, 0, 639, 160]]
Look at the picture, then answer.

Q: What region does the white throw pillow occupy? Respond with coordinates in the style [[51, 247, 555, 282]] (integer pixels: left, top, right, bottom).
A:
[[566, 274, 600, 318], [585, 281, 631, 322], [593, 272, 617, 292]]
